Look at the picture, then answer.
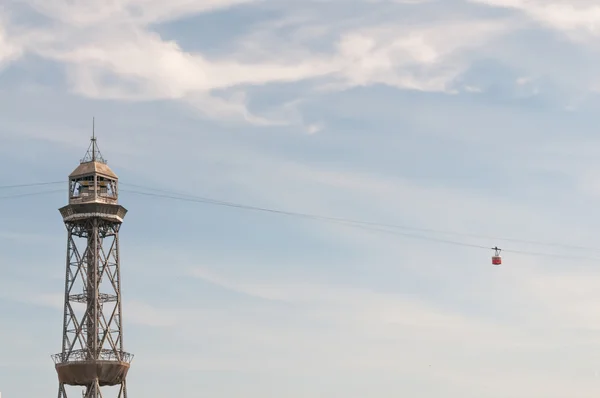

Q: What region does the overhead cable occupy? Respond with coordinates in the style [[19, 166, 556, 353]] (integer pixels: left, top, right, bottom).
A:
[[3, 180, 599, 260], [118, 187, 600, 262], [0, 189, 63, 199], [119, 183, 600, 254], [0, 181, 63, 190]]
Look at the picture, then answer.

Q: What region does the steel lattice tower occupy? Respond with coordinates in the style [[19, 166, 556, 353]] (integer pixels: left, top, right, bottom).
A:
[[52, 131, 133, 398]]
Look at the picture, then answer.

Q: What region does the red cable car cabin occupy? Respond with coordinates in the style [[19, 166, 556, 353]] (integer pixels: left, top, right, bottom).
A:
[[491, 247, 502, 265]]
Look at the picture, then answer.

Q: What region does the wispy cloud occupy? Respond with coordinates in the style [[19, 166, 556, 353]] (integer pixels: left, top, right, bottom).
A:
[[3, 0, 598, 127], [22, 0, 258, 26], [0, 0, 523, 126], [470, 0, 600, 40], [0, 21, 22, 68]]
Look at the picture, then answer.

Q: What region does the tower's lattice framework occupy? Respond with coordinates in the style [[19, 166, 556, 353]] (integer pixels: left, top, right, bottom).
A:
[[52, 135, 133, 398]]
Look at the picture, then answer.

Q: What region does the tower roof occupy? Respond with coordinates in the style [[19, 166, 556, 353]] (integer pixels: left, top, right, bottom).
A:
[[69, 124, 118, 179], [69, 161, 118, 179]]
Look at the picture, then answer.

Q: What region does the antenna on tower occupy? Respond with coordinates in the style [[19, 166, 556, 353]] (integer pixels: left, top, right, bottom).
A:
[[92, 117, 96, 161], [81, 117, 106, 164]]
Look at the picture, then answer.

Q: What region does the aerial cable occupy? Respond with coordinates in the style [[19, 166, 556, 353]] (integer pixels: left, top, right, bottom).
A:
[[3, 180, 599, 260], [0, 181, 63, 190], [1, 180, 593, 252], [324, 222, 600, 262], [0, 189, 63, 200], [118, 188, 600, 262], [119, 183, 600, 254]]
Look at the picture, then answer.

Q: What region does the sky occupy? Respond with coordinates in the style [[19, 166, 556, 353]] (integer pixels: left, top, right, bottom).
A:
[[4, 0, 600, 396]]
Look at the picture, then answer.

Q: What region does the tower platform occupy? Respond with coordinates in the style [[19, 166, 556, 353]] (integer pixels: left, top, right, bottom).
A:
[[53, 350, 133, 386], [55, 361, 130, 386], [59, 203, 127, 224]]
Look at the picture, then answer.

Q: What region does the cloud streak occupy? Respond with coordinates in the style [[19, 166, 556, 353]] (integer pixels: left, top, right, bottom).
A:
[[0, 0, 533, 125], [0, 22, 22, 68], [4, 0, 599, 126], [470, 0, 600, 39]]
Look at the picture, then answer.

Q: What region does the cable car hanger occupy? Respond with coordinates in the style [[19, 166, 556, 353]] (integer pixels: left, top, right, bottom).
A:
[[492, 246, 502, 265]]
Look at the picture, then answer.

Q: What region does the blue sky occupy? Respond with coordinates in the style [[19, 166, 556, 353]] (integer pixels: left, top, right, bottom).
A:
[[3, 0, 600, 396]]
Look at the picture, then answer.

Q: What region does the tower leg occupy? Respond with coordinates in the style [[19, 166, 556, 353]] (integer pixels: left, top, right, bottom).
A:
[[120, 380, 128, 398], [83, 380, 100, 398], [55, 381, 127, 398]]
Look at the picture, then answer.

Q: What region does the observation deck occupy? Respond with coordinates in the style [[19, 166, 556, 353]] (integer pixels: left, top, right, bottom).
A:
[[52, 349, 133, 386], [59, 202, 127, 224]]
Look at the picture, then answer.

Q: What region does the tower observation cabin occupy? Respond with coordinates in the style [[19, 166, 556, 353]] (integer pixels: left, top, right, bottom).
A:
[[68, 136, 118, 205]]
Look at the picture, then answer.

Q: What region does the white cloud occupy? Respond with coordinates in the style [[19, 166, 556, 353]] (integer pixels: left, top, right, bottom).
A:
[[471, 0, 600, 40], [0, 23, 23, 69], [42, 28, 336, 98], [1, 0, 521, 125], [23, 0, 258, 27], [305, 123, 323, 134], [2, 0, 600, 126], [15, 11, 337, 124], [516, 76, 532, 85], [331, 18, 511, 92]]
